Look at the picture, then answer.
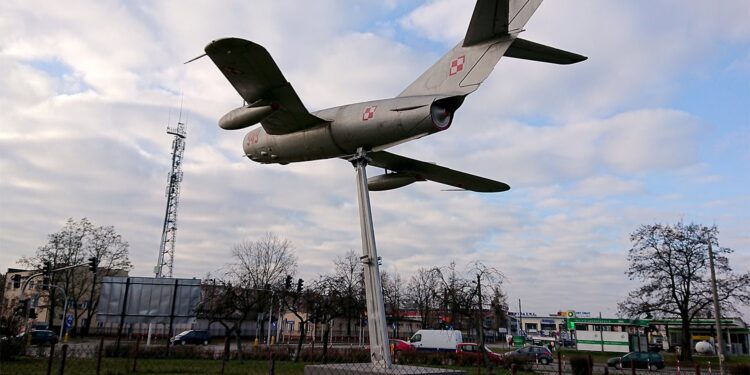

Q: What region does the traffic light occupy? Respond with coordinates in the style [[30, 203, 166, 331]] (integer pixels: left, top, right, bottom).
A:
[[296, 278, 304, 293], [12, 274, 21, 288], [88, 256, 98, 273], [285, 275, 292, 290], [42, 261, 51, 290]]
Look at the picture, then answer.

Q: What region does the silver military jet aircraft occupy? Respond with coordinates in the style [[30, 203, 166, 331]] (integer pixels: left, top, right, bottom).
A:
[[202, 0, 585, 193]]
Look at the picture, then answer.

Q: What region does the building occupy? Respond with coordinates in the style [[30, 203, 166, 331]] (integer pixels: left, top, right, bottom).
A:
[[2, 266, 128, 335], [1, 268, 51, 327], [651, 317, 749, 356]]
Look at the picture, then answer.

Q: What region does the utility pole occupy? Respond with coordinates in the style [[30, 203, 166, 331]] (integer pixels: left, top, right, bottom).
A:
[[518, 298, 524, 337], [707, 237, 725, 375], [477, 274, 489, 368]]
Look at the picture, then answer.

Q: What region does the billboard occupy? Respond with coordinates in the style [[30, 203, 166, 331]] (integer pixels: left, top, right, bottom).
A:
[[97, 276, 201, 324]]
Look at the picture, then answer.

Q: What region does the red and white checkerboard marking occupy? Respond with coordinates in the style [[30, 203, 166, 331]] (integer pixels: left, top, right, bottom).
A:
[[362, 106, 377, 121], [449, 55, 465, 76]]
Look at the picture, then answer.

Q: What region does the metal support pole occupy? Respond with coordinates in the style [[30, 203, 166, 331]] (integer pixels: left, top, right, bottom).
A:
[[267, 291, 274, 346], [58, 344, 68, 375], [707, 240, 725, 374], [276, 304, 282, 343], [115, 277, 131, 351], [477, 274, 488, 368], [146, 323, 153, 346], [166, 278, 179, 349], [350, 148, 392, 368], [59, 297, 69, 341]]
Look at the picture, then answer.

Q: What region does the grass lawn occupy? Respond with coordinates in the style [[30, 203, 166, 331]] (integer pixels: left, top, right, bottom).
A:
[[0, 357, 518, 375], [555, 348, 750, 366], [1, 358, 308, 375]]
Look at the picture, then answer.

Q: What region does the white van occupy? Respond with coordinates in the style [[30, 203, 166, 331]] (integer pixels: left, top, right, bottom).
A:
[[409, 329, 462, 352]]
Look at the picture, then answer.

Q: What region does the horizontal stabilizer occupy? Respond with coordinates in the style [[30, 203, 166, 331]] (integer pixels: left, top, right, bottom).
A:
[[367, 151, 510, 193], [505, 38, 587, 65]]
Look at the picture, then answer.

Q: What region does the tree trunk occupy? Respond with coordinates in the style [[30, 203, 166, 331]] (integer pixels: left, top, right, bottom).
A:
[[235, 329, 243, 362], [222, 327, 232, 361], [83, 277, 98, 335], [72, 304, 80, 336], [322, 322, 330, 362], [680, 317, 693, 361], [48, 288, 57, 330], [295, 321, 306, 362]]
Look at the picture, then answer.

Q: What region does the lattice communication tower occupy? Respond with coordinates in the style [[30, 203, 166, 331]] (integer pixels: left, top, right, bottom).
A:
[[154, 115, 187, 278]]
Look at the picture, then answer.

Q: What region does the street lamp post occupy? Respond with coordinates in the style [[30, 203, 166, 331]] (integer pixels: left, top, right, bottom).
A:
[[707, 239, 725, 375]]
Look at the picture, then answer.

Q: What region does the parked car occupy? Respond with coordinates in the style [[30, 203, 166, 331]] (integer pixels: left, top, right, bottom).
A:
[[503, 345, 554, 365], [607, 352, 664, 370], [15, 330, 58, 346], [170, 330, 210, 345], [389, 339, 415, 353], [456, 343, 504, 364]]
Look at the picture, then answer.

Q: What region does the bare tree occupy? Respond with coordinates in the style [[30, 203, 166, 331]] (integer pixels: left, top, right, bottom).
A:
[[210, 233, 298, 355], [489, 285, 509, 332], [280, 283, 316, 362], [230, 232, 297, 288], [20, 218, 90, 330], [618, 222, 750, 360], [19, 218, 132, 335], [310, 276, 345, 361], [468, 261, 504, 369], [330, 250, 364, 338], [382, 270, 405, 338], [434, 262, 474, 331], [81, 225, 131, 335], [405, 267, 440, 329], [195, 276, 249, 361]]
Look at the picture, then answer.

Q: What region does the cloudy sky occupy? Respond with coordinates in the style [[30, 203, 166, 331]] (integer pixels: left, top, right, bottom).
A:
[[1, 0, 748, 319]]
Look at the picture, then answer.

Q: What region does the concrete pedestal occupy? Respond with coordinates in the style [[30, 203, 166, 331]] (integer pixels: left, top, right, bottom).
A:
[[304, 363, 465, 375]]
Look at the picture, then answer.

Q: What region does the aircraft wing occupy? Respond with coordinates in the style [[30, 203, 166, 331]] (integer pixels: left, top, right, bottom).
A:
[[205, 38, 325, 135], [367, 151, 510, 193]]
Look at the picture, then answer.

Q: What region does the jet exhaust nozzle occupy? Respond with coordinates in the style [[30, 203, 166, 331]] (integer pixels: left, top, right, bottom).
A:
[[367, 173, 418, 191], [219, 105, 275, 130]]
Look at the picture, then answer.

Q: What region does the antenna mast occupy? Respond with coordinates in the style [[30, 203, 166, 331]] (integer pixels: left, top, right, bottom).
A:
[[155, 104, 187, 278]]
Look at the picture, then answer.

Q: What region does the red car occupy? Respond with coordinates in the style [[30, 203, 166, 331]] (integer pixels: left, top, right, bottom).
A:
[[456, 343, 504, 364], [390, 339, 415, 352]]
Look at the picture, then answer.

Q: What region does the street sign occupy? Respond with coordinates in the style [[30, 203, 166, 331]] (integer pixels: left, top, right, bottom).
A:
[[64, 315, 73, 329]]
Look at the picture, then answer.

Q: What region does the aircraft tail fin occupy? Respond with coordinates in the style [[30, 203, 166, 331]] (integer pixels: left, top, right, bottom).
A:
[[397, 39, 510, 97], [398, 0, 544, 97], [463, 0, 543, 47]]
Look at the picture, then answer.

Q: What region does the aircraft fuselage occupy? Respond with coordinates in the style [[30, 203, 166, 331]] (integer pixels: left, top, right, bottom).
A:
[[242, 95, 463, 164]]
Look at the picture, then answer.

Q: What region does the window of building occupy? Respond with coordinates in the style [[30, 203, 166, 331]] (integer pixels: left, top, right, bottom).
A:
[[540, 323, 556, 331]]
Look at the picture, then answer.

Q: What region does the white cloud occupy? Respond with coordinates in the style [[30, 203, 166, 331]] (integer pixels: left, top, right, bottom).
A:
[[399, 0, 473, 44], [575, 176, 644, 198]]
